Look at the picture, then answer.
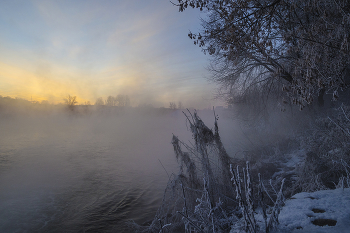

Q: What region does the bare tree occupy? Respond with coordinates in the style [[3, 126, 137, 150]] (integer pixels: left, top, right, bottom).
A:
[[124, 95, 131, 107], [64, 95, 77, 111], [169, 102, 177, 109], [105, 96, 115, 106], [95, 97, 104, 106], [174, 0, 350, 109], [115, 94, 130, 107], [178, 101, 184, 109]]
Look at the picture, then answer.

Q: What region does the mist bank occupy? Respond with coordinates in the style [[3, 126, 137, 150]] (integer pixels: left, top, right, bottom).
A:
[[0, 98, 250, 232], [2, 92, 341, 232], [0, 95, 223, 118], [0, 93, 319, 160]]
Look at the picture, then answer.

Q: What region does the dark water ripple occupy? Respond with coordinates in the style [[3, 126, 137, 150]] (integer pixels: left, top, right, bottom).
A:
[[0, 115, 186, 233], [0, 112, 235, 233]]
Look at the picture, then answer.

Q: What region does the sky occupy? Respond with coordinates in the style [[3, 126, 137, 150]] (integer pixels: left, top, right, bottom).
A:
[[0, 0, 224, 109]]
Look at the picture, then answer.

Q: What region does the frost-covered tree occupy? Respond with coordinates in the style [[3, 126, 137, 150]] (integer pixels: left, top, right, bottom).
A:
[[174, 0, 350, 109]]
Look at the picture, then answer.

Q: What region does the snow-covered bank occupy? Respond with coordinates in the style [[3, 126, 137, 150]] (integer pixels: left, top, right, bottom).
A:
[[277, 188, 350, 233]]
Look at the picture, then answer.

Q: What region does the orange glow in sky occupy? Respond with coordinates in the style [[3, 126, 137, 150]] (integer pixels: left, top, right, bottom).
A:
[[0, 0, 223, 108]]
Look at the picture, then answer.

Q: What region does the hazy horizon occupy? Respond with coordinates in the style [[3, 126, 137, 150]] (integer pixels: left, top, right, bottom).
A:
[[0, 0, 224, 109]]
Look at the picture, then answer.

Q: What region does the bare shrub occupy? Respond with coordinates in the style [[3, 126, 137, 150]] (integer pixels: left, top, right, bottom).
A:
[[295, 104, 350, 192], [131, 110, 287, 233], [230, 163, 285, 233]]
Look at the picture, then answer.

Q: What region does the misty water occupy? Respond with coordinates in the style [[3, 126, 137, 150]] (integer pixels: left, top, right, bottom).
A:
[[0, 109, 242, 232]]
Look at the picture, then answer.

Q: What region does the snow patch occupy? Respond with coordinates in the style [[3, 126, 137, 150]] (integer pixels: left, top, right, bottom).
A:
[[276, 188, 350, 233]]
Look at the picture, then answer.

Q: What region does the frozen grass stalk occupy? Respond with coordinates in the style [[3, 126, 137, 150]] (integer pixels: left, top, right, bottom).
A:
[[132, 110, 288, 233]]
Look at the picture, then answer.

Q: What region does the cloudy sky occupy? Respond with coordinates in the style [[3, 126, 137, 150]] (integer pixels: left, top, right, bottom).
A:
[[0, 0, 223, 108]]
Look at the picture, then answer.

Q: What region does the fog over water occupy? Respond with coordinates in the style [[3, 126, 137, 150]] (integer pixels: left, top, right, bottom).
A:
[[0, 108, 246, 232]]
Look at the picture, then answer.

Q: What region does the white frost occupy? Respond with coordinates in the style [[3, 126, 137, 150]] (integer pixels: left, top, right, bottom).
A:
[[276, 188, 350, 233]]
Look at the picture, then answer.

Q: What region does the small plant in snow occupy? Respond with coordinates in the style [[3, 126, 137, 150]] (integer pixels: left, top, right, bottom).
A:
[[230, 162, 285, 233], [336, 159, 350, 190]]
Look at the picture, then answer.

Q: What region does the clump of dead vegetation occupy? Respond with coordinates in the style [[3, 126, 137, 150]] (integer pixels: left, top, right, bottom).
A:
[[130, 110, 288, 233], [295, 104, 350, 193], [131, 103, 350, 232]]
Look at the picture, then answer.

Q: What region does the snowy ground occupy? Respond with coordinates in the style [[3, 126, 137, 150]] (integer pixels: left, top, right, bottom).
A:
[[230, 148, 350, 233], [276, 188, 350, 233]]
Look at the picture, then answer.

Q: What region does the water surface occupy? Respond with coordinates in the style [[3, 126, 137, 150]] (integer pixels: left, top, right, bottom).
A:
[[0, 112, 189, 232], [0, 109, 240, 232]]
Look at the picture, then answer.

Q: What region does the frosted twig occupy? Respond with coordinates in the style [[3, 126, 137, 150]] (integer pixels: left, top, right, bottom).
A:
[[176, 211, 204, 233], [258, 173, 268, 231], [267, 178, 285, 233], [328, 116, 350, 137], [341, 105, 350, 122], [261, 180, 274, 203], [269, 179, 278, 196], [158, 159, 170, 179], [180, 182, 188, 217]]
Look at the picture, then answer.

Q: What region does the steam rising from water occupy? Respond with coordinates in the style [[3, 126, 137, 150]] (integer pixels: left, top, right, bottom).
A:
[[0, 106, 298, 232], [0, 109, 241, 232]]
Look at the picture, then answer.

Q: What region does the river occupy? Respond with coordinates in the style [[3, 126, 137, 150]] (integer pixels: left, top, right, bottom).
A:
[[0, 109, 239, 232]]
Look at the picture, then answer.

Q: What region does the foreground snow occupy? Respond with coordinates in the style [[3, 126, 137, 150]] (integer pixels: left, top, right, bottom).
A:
[[276, 188, 350, 233]]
